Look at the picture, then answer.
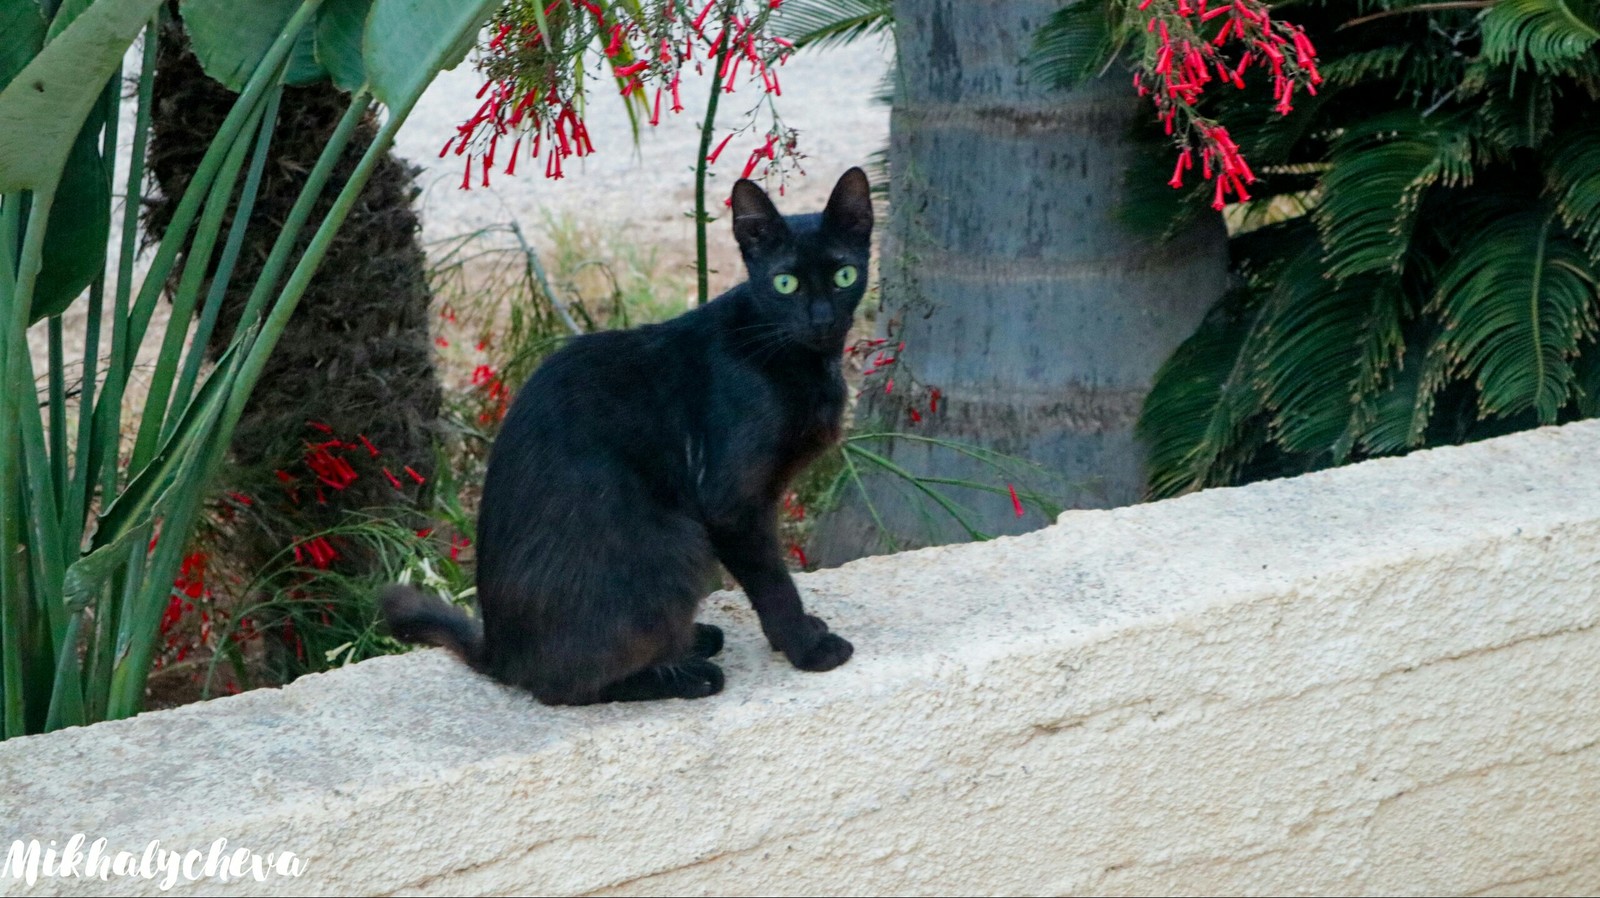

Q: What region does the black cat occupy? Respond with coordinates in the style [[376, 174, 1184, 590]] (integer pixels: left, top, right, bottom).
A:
[[381, 168, 873, 705]]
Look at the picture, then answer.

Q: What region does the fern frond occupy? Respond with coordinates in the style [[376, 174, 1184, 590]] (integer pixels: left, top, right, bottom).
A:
[[1028, 0, 1122, 91], [1428, 210, 1599, 423], [778, 0, 893, 49], [1481, 0, 1600, 74]]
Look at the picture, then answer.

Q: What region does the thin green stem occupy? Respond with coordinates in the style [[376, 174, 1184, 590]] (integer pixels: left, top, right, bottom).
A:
[[129, 98, 269, 470], [98, 19, 160, 502], [228, 94, 369, 339], [2, 182, 59, 737], [0, 196, 25, 739], [694, 12, 730, 307], [65, 73, 119, 553], [168, 87, 283, 431], [47, 317, 66, 506]]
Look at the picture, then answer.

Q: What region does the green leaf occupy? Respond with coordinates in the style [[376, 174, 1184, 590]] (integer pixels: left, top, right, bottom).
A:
[[286, 23, 329, 86], [1575, 337, 1600, 416], [1481, 0, 1600, 73], [1360, 342, 1430, 455], [180, 0, 325, 91], [32, 105, 110, 321], [778, 0, 893, 49], [316, 0, 372, 92], [1428, 211, 1598, 423], [91, 335, 247, 553], [365, 0, 498, 112], [1546, 125, 1600, 263], [1139, 287, 1271, 499], [1254, 247, 1408, 460], [43, 0, 93, 41], [1028, 0, 1120, 91], [0, 0, 163, 192], [1315, 113, 1474, 280], [0, 0, 47, 92]]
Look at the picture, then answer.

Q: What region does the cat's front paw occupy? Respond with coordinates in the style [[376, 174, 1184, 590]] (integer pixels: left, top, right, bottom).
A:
[[791, 632, 853, 672], [771, 614, 853, 671]]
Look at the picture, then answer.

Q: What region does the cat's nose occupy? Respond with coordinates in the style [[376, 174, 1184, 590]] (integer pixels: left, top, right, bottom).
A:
[[808, 299, 832, 330]]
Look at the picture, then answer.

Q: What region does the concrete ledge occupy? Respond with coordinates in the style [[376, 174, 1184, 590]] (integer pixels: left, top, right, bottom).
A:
[[3, 422, 1599, 896]]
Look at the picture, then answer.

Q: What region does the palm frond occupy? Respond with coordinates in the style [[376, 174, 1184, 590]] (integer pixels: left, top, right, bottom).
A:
[[1319, 44, 1408, 88], [1315, 113, 1474, 280], [777, 0, 893, 50], [1575, 337, 1600, 415], [1139, 288, 1272, 499], [1546, 125, 1600, 263], [1427, 210, 1599, 423], [1481, 0, 1600, 74], [1359, 339, 1430, 455], [1027, 0, 1122, 91], [1254, 247, 1408, 460]]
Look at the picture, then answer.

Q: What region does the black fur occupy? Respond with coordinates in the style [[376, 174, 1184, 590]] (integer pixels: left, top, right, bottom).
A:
[[382, 169, 873, 705]]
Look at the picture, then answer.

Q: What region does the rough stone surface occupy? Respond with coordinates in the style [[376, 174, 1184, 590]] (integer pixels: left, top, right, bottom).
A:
[[2, 422, 1598, 896]]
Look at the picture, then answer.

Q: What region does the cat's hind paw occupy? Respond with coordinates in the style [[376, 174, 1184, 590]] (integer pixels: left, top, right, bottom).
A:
[[692, 623, 724, 658], [599, 658, 725, 702]]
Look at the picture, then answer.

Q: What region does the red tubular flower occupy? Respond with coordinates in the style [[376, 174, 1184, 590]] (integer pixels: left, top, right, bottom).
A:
[[707, 132, 735, 164], [1009, 483, 1024, 518]]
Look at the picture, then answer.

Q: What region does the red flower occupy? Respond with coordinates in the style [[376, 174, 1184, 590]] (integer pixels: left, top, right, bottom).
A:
[[1008, 483, 1024, 518]]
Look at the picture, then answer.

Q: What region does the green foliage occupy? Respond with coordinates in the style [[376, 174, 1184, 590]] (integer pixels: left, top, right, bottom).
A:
[[1102, 0, 1600, 498], [1427, 211, 1598, 423], [1030, 0, 1123, 91], [778, 0, 893, 49], [1481, 0, 1600, 73], [0, 0, 499, 740]]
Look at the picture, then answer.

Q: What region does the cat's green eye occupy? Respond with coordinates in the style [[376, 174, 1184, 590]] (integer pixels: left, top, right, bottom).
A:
[[773, 273, 799, 294], [833, 265, 859, 288]]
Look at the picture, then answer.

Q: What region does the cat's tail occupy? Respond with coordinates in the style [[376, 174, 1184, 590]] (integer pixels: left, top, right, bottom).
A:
[[379, 584, 485, 670]]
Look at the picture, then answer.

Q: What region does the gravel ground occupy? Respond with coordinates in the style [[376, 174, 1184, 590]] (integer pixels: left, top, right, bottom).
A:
[[396, 38, 894, 289]]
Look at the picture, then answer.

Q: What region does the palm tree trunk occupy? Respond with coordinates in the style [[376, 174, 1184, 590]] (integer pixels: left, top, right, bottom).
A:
[[142, 17, 441, 675], [813, 0, 1228, 564]]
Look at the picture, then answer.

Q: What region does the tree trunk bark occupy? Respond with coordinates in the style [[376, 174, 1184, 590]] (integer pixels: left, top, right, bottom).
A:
[[812, 0, 1228, 565], [143, 19, 441, 677]]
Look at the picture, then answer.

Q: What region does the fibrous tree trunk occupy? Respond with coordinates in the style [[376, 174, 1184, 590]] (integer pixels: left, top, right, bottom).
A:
[[814, 0, 1229, 564], [143, 18, 441, 647]]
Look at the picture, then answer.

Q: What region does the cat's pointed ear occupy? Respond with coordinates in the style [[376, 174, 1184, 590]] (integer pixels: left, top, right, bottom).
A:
[[731, 179, 789, 255], [823, 167, 873, 240]]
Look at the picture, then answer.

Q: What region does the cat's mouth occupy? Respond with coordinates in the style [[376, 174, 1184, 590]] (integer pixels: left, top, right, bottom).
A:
[[798, 327, 845, 353]]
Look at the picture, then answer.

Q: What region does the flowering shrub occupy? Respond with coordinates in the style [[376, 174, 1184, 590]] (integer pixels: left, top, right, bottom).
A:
[[1030, 0, 1320, 209], [449, 0, 801, 190], [1135, 0, 1321, 208]]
